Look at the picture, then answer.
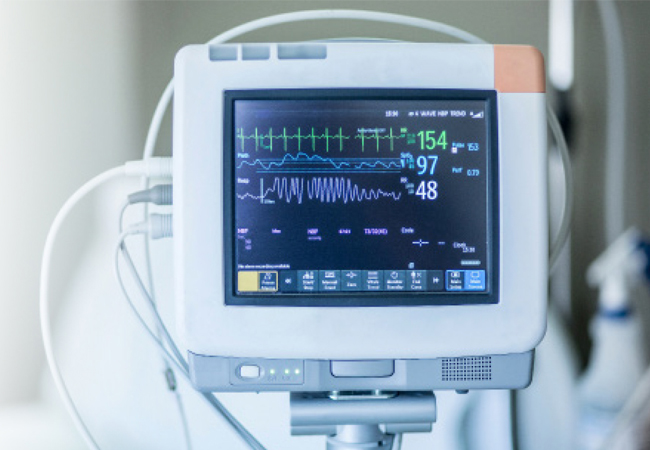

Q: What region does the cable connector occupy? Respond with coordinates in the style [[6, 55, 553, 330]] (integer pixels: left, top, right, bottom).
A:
[[165, 368, 178, 392], [128, 184, 173, 206], [149, 213, 173, 239], [123, 214, 173, 239], [125, 157, 173, 178]]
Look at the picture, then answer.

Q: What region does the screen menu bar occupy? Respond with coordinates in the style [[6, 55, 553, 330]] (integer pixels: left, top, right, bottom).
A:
[[237, 269, 486, 294]]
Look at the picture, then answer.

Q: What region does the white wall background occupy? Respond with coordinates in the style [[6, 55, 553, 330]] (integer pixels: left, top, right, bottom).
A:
[[0, 1, 142, 405]]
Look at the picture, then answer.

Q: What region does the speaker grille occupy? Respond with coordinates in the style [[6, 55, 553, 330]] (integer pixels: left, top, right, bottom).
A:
[[441, 356, 492, 381]]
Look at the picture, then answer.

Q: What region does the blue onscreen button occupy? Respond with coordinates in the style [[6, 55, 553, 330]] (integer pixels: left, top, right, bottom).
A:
[[385, 270, 406, 291], [298, 270, 319, 292], [280, 270, 298, 293], [407, 270, 427, 291], [319, 270, 341, 291], [363, 270, 384, 291], [259, 271, 278, 291], [464, 270, 486, 291], [341, 270, 362, 291], [446, 271, 465, 291]]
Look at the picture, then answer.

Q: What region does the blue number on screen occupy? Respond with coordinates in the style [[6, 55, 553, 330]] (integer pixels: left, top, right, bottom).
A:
[[416, 155, 439, 175]]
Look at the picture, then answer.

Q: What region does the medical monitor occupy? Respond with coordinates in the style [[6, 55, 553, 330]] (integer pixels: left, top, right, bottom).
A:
[[173, 42, 548, 392]]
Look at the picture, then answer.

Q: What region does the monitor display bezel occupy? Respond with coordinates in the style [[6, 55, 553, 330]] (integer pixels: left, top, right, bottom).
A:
[[223, 88, 499, 307]]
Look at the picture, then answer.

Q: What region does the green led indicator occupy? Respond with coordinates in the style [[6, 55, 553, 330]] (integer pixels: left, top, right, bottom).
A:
[[270, 369, 276, 375], [284, 369, 290, 375], [295, 369, 301, 375]]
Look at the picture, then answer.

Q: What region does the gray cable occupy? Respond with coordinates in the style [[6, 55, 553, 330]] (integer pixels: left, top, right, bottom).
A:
[[114, 240, 190, 377], [116, 234, 268, 450], [509, 390, 520, 450], [121, 164, 188, 449], [174, 388, 194, 450], [199, 392, 268, 450], [121, 193, 193, 449], [128, 184, 173, 206], [118, 237, 188, 371], [122, 202, 193, 449]]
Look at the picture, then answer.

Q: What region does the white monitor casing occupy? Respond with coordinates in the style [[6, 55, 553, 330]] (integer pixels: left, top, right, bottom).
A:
[[173, 42, 547, 388]]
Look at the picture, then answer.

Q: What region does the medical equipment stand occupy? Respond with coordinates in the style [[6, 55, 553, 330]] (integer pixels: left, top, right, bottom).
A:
[[290, 391, 437, 449]]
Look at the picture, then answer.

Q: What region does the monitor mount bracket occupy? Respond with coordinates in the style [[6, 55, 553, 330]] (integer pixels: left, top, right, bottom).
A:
[[290, 391, 437, 449]]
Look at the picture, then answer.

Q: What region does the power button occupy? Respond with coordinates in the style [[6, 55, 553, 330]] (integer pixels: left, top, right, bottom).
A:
[[239, 364, 261, 379]]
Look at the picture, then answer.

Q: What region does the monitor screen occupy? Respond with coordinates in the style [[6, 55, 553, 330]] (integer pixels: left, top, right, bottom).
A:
[[224, 89, 499, 306]]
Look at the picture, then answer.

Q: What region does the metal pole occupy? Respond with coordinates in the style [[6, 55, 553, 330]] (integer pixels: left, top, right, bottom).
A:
[[327, 425, 394, 450]]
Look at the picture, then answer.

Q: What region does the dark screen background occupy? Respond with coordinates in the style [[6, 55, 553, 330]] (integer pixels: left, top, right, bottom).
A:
[[225, 90, 498, 305]]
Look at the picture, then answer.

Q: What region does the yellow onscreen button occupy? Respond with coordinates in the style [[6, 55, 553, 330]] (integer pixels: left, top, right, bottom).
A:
[[238, 271, 259, 292]]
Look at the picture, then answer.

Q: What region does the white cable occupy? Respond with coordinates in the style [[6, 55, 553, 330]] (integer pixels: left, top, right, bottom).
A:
[[206, 10, 486, 46], [594, 4, 642, 444], [125, 158, 173, 177], [40, 166, 125, 450], [594, 3, 635, 446], [40, 158, 172, 450], [548, 104, 574, 271], [596, 0, 627, 245], [548, 0, 574, 91], [144, 82, 174, 159], [118, 200, 129, 233]]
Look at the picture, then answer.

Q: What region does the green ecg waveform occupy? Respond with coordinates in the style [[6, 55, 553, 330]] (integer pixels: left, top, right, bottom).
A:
[[237, 127, 414, 153]]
